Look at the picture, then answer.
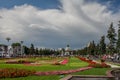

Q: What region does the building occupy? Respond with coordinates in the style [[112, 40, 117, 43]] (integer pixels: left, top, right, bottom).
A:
[[0, 43, 24, 57], [64, 45, 73, 56], [0, 44, 8, 57], [12, 46, 21, 56]]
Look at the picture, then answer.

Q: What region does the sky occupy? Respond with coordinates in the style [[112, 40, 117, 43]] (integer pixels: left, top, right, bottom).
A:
[[0, 0, 120, 49]]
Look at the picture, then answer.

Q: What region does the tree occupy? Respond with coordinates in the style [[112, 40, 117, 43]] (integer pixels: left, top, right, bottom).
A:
[[116, 21, 120, 53], [29, 43, 35, 55], [23, 46, 30, 55], [95, 44, 100, 55], [11, 43, 21, 47], [35, 48, 39, 55], [87, 41, 96, 55], [107, 22, 116, 54], [11, 43, 21, 55], [6, 37, 11, 42], [99, 35, 106, 54], [20, 41, 24, 55]]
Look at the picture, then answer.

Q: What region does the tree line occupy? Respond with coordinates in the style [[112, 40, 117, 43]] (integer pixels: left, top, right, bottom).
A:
[[77, 21, 120, 55], [11, 43, 60, 56]]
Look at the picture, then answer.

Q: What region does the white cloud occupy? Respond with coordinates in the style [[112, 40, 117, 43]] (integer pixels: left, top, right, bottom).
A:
[[0, 0, 119, 48]]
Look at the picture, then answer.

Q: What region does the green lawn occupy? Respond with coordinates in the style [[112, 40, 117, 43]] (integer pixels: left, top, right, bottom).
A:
[[0, 57, 88, 71], [72, 68, 111, 75], [0, 68, 111, 80], [0, 75, 60, 80], [0, 57, 111, 80]]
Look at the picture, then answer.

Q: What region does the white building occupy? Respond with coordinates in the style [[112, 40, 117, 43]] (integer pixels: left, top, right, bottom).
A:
[[0, 43, 24, 57], [64, 45, 73, 56], [0, 44, 8, 57]]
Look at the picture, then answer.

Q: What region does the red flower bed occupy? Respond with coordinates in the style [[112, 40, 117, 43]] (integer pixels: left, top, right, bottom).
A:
[[77, 56, 111, 68], [35, 67, 92, 76], [0, 68, 35, 78], [88, 63, 111, 68], [60, 59, 68, 65], [53, 59, 68, 65]]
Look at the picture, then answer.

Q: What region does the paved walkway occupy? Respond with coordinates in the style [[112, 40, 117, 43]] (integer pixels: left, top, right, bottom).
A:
[[106, 63, 120, 68], [93, 60, 120, 68]]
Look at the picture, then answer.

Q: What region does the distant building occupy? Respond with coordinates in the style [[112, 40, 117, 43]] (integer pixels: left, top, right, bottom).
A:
[[0, 44, 8, 57], [0, 43, 24, 57], [64, 45, 73, 56], [12, 46, 21, 56]]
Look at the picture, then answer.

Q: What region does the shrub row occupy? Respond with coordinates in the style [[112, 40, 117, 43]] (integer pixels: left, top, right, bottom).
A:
[[0, 68, 35, 78]]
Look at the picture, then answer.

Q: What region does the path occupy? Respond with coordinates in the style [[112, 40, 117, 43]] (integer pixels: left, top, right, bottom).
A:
[[93, 60, 120, 68], [106, 63, 120, 68]]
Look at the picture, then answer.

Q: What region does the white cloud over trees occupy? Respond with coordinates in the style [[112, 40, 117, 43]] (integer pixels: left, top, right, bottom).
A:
[[0, 0, 119, 48]]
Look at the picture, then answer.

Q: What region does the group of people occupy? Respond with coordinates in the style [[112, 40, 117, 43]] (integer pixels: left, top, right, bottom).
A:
[[102, 54, 120, 62], [85, 54, 120, 63]]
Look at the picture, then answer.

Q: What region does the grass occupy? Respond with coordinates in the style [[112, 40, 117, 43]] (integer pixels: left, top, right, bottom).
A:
[[0, 75, 60, 80], [0, 57, 112, 80], [0, 68, 111, 80], [72, 68, 111, 75], [0, 57, 88, 71]]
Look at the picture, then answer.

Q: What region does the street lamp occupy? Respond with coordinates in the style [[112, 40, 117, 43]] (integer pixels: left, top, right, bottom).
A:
[[6, 37, 11, 57], [20, 41, 23, 56]]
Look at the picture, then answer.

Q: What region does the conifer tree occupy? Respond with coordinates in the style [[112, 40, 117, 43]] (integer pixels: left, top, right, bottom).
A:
[[99, 35, 106, 54], [116, 21, 120, 53], [107, 22, 116, 54]]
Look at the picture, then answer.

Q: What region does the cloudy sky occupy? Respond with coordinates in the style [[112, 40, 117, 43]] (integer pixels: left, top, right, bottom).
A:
[[0, 0, 120, 49]]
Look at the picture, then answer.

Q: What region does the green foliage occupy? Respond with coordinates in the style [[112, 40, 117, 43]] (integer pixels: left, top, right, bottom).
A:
[[11, 43, 21, 47], [29, 43, 35, 55], [107, 22, 117, 54], [116, 21, 120, 53], [99, 36, 106, 54], [23, 46, 30, 55], [87, 41, 96, 55]]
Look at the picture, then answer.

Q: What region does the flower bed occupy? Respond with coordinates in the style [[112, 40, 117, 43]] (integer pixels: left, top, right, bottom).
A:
[[60, 59, 68, 65], [35, 67, 92, 76], [77, 56, 111, 68], [53, 59, 68, 65], [6, 60, 33, 64], [0, 68, 35, 78], [88, 62, 111, 68]]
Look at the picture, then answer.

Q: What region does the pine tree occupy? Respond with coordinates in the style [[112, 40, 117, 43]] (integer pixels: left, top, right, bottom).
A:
[[107, 22, 116, 54], [87, 41, 96, 55], [99, 35, 106, 54], [116, 21, 120, 53]]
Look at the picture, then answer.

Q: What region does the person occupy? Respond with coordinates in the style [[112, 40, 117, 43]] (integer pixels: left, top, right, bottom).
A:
[[101, 54, 107, 62]]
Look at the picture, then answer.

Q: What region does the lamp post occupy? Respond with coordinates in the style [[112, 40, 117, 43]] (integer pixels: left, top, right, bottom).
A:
[[20, 41, 23, 56], [6, 37, 11, 57]]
